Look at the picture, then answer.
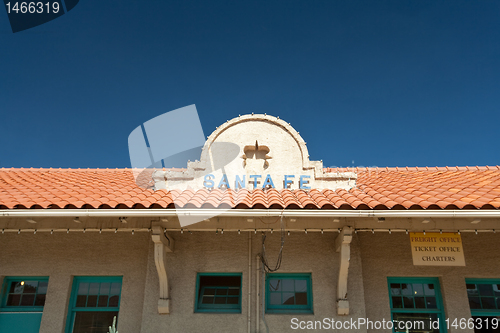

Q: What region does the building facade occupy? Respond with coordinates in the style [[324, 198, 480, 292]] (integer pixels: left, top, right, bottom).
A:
[[1, 114, 500, 333]]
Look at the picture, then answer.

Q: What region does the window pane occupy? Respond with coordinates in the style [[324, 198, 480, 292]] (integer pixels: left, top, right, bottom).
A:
[[295, 292, 307, 305], [201, 296, 214, 304], [478, 284, 494, 297], [9, 281, 20, 293], [412, 284, 424, 296], [12, 282, 24, 294], [270, 293, 281, 305], [269, 279, 281, 292], [214, 297, 226, 304], [4, 279, 48, 308], [266, 274, 312, 313], [110, 283, 121, 295], [415, 297, 425, 309], [78, 283, 89, 295], [391, 283, 401, 295], [295, 280, 307, 292], [38, 281, 48, 294], [467, 287, 480, 296], [401, 284, 412, 296], [403, 296, 414, 308], [392, 296, 403, 308], [203, 288, 215, 296], [87, 295, 98, 307], [482, 297, 496, 309], [227, 297, 238, 305], [20, 294, 35, 306], [76, 295, 87, 307], [99, 283, 110, 295], [469, 296, 481, 309], [466, 284, 478, 295], [108, 295, 119, 307], [196, 274, 241, 311], [426, 296, 437, 309], [98, 295, 109, 307], [215, 289, 227, 296], [23, 282, 38, 293], [494, 285, 500, 296], [70, 278, 121, 333], [389, 280, 443, 332], [466, 281, 500, 311], [35, 294, 46, 306], [282, 293, 294, 305], [227, 288, 239, 296], [73, 311, 118, 333], [282, 280, 294, 292], [89, 283, 100, 295], [6, 294, 21, 306]]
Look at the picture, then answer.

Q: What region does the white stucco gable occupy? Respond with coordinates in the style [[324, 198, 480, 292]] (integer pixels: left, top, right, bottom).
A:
[[153, 114, 356, 191]]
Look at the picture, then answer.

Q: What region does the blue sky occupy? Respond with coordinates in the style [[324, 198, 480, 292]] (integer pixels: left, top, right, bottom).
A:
[[1, 0, 499, 169]]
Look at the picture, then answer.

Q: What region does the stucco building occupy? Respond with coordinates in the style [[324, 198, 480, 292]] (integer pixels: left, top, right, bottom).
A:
[[1, 114, 500, 333]]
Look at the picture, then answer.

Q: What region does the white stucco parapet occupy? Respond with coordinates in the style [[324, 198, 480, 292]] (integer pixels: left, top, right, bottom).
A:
[[153, 114, 357, 191]]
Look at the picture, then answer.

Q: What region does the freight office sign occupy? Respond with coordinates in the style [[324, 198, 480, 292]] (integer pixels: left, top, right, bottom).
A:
[[410, 233, 466, 266]]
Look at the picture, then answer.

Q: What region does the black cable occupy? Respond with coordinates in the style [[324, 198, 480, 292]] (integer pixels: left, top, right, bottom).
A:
[[260, 214, 285, 273]]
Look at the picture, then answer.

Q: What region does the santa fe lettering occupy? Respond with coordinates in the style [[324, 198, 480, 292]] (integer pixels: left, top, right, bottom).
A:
[[203, 174, 311, 190]]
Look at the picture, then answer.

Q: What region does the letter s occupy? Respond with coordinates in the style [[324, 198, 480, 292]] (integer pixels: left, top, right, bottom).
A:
[[323, 318, 331, 329], [203, 174, 215, 189]]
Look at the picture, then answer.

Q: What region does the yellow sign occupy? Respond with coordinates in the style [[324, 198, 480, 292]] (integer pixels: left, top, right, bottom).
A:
[[410, 233, 465, 266]]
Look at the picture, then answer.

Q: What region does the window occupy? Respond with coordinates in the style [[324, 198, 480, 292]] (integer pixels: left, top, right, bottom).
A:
[[0, 277, 48, 333], [388, 277, 447, 333], [66, 277, 122, 333], [1, 277, 48, 309], [195, 273, 242, 313], [465, 279, 500, 333], [266, 273, 313, 314]]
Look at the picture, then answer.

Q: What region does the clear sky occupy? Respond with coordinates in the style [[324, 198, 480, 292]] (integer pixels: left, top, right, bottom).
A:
[[1, 0, 499, 169]]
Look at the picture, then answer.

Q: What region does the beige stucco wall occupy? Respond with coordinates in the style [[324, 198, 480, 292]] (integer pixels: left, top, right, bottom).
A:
[[140, 231, 367, 333], [1, 220, 498, 333], [0, 226, 366, 333], [359, 231, 500, 333], [0, 232, 149, 333]]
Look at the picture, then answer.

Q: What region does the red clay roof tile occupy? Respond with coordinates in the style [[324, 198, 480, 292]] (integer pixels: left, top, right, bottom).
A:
[[0, 168, 499, 210]]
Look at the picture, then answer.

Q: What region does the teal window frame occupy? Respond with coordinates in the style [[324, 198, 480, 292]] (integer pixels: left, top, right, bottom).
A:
[[465, 278, 500, 317], [194, 273, 242, 313], [265, 273, 313, 314], [0, 276, 49, 312], [65, 276, 122, 333], [387, 277, 447, 333]]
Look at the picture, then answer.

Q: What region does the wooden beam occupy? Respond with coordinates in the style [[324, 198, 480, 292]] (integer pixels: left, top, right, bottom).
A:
[[151, 222, 174, 314], [335, 226, 353, 315]]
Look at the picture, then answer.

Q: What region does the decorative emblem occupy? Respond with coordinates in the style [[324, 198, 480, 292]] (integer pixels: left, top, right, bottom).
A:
[[242, 140, 272, 169]]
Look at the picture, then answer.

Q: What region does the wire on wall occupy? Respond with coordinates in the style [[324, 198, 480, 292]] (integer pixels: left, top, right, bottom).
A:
[[260, 213, 285, 273]]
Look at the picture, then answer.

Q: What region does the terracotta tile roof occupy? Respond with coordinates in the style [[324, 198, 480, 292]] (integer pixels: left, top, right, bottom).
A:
[[0, 167, 500, 210]]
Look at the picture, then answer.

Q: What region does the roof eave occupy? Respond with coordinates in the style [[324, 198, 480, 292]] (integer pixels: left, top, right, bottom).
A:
[[1, 209, 499, 219]]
